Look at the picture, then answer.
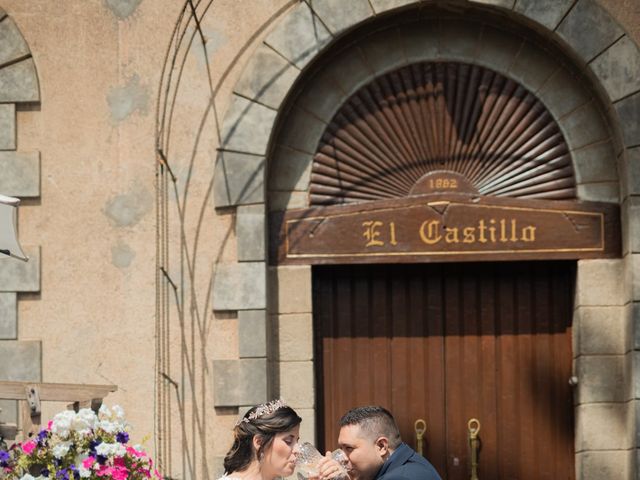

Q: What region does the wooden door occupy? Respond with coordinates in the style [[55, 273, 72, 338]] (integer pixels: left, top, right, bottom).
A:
[[313, 261, 575, 480]]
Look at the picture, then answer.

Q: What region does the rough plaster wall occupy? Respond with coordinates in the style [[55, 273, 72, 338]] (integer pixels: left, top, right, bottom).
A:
[[0, 0, 290, 477]]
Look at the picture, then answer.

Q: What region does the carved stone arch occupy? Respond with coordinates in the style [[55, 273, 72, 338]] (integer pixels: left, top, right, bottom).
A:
[[0, 5, 42, 426], [211, 2, 640, 474]]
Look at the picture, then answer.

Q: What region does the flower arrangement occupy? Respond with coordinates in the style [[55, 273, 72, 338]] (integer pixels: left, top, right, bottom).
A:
[[0, 405, 161, 480]]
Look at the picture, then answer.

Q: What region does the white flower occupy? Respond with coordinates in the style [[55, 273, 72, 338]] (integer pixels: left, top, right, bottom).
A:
[[98, 419, 118, 434], [19, 475, 36, 480], [111, 405, 125, 422], [51, 410, 76, 439], [98, 404, 112, 421], [77, 466, 91, 478], [95, 442, 126, 458], [72, 409, 97, 435], [52, 441, 72, 459]]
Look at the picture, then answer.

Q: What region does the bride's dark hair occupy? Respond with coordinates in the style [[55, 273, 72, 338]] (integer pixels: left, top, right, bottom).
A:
[[223, 401, 302, 474]]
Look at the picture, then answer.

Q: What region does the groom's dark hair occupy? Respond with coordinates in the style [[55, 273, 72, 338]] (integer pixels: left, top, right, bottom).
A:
[[340, 406, 402, 449]]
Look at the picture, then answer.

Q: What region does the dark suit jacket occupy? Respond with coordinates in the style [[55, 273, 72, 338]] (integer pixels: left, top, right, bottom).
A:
[[375, 443, 441, 480]]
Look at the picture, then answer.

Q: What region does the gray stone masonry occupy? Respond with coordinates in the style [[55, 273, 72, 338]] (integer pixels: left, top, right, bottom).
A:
[[559, 102, 609, 151], [0, 58, 39, 102], [268, 146, 313, 192], [0, 103, 15, 150], [470, 0, 514, 8], [212, 358, 267, 406], [576, 402, 634, 451], [0, 247, 40, 292], [0, 17, 29, 66], [233, 44, 301, 111], [576, 182, 619, 203], [238, 310, 267, 358], [212, 262, 266, 311], [576, 450, 635, 480], [0, 151, 40, 197], [219, 95, 277, 156], [591, 36, 640, 103], [557, 0, 624, 63], [572, 142, 618, 184], [369, 0, 418, 14], [213, 151, 264, 207], [307, 0, 373, 36], [0, 292, 16, 339], [575, 355, 626, 404], [514, 0, 573, 31], [264, 1, 332, 69], [615, 92, 640, 148], [236, 204, 265, 262], [0, 340, 41, 381]]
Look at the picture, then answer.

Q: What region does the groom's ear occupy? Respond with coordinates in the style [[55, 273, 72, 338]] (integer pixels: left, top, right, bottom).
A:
[[375, 436, 390, 457]]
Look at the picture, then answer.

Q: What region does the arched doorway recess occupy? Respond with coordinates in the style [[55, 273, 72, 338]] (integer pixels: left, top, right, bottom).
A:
[[211, 2, 638, 478]]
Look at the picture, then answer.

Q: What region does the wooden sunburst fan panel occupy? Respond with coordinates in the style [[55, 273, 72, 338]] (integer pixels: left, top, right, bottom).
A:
[[310, 62, 575, 206]]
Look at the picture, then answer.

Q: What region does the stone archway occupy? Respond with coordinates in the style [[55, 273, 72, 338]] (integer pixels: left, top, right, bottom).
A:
[[0, 5, 42, 426], [211, 1, 639, 476]]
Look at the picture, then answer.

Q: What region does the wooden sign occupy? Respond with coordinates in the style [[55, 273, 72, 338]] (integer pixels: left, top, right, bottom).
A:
[[272, 194, 620, 265]]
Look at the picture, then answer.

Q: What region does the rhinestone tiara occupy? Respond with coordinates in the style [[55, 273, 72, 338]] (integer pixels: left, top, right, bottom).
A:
[[236, 399, 287, 426]]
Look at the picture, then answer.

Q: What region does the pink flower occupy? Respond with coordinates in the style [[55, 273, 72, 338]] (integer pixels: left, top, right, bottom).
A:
[[154, 469, 162, 479], [126, 446, 145, 458], [112, 465, 129, 480], [113, 457, 126, 467], [82, 456, 96, 469], [21, 441, 36, 455], [47, 420, 53, 431], [96, 465, 113, 477]]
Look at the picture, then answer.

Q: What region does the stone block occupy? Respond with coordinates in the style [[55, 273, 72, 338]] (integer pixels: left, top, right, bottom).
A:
[[233, 44, 301, 111], [438, 20, 482, 65], [470, 0, 514, 8], [576, 182, 619, 203], [0, 103, 15, 150], [0, 151, 40, 197], [633, 254, 640, 302], [278, 313, 313, 361], [0, 58, 39, 102], [0, 340, 41, 381], [294, 65, 348, 124], [0, 292, 17, 340], [219, 95, 277, 156], [633, 303, 640, 350], [557, 0, 624, 63], [369, 0, 418, 14], [476, 26, 521, 74], [575, 355, 626, 404], [615, 92, 640, 148], [0, 246, 40, 292], [296, 408, 316, 444], [622, 147, 640, 196], [624, 197, 640, 254], [269, 265, 312, 314], [538, 69, 592, 122], [514, 0, 573, 30], [268, 191, 308, 212], [238, 309, 267, 358], [401, 21, 440, 66], [0, 18, 30, 66], [572, 141, 617, 184], [308, 0, 373, 36], [508, 41, 558, 93], [213, 262, 266, 311], [269, 146, 313, 192], [236, 204, 266, 262], [576, 403, 633, 451], [277, 107, 327, 155], [213, 151, 264, 208], [0, 399, 17, 425], [576, 259, 625, 307], [576, 450, 634, 480], [359, 27, 407, 77], [279, 361, 314, 408], [633, 352, 640, 400], [591, 36, 640, 103], [213, 358, 268, 406], [564, 102, 605, 147], [577, 306, 629, 355], [264, 2, 332, 69]]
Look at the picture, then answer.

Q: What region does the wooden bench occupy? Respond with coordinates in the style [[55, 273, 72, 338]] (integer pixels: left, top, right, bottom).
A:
[[0, 381, 117, 442]]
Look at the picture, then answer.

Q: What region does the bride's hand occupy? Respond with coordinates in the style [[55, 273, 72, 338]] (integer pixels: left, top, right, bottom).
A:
[[317, 453, 347, 480]]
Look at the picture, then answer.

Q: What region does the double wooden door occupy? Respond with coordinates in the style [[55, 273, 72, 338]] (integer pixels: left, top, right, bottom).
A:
[[313, 261, 575, 480]]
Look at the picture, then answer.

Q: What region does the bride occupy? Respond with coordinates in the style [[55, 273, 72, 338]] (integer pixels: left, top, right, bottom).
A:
[[218, 399, 304, 480]]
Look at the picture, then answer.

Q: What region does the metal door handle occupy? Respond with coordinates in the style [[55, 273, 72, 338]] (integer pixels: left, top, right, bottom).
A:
[[414, 419, 426, 456], [468, 418, 481, 480]]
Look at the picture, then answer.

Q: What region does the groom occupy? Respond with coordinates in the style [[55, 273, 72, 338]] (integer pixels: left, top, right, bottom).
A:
[[318, 406, 441, 480]]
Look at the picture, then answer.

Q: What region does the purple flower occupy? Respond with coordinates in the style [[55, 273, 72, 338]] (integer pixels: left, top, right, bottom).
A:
[[0, 450, 10, 467], [41, 468, 50, 477], [37, 429, 49, 446], [96, 454, 108, 465], [56, 468, 69, 480], [116, 432, 129, 444]]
